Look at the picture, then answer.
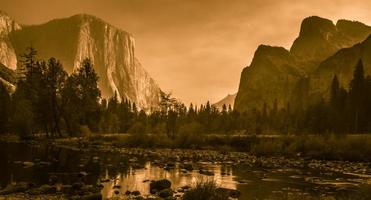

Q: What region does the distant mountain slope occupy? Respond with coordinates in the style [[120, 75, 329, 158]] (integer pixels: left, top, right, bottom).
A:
[[213, 93, 236, 110], [0, 11, 161, 110], [235, 16, 371, 112], [311, 35, 371, 98]]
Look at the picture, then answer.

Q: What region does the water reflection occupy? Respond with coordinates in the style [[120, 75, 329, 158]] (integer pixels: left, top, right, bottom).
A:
[[1, 142, 371, 200], [101, 162, 237, 199]]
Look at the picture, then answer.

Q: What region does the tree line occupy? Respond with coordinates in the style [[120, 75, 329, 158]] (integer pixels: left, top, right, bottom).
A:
[[0, 47, 101, 138], [0, 47, 244, 138], [0, 48, 370, 138], [239, 60, 371, 134]]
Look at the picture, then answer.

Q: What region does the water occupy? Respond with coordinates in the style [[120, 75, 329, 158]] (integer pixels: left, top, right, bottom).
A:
[[0, 142, 370, 199]]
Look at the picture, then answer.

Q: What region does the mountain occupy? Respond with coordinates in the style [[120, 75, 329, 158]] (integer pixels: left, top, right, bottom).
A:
[[311, 35, 371, 97], [213, 93, 237, 110], [235, 45, 302, 111], [291, 17, 371, 65], [235, 16, 371, 112], [0, 62, 16, 92], [0, 11, 161, 110]]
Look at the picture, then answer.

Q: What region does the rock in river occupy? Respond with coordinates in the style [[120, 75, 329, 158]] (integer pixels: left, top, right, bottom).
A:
[[27, 184, 57, 195], [158, 188, 173, 198], [215, 187, 241, 198], [150, 179, 171, 194], [0, 182, 32, 195]]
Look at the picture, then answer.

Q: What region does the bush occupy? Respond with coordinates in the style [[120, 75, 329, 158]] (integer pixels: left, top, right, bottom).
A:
[[12, 99, 33, 139], [128, 122, 146, 134], [175, 122, 205, 148], [79, 125, 93, 137], [183, 181, 229, 200]]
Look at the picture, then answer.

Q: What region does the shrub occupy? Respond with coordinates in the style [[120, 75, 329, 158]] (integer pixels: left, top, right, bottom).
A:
[[128, 122, 147, 134], [182, 181, 229, 200], [12, 99, 33, 139]]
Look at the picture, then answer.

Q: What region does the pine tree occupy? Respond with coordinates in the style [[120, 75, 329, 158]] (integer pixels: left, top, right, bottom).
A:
[[44, 58, 67, 136], [330, 75, 340, 107], [349, 60, 366, 133], [0, 82, 11, 134], [62, 58, 101, 133]]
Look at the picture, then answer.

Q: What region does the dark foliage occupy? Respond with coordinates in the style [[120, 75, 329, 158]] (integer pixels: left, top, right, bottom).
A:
[[1, 48, 371, 138]]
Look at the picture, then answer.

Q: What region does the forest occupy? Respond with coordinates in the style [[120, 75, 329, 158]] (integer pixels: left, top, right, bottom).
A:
[[1, 47, 371, 139]]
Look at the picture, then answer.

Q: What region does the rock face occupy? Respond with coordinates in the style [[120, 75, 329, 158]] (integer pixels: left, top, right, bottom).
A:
[[235, 45, 303, 110], [0, 11, 20, 71], [311, 35, 371, 97], [0, 62, 16, 92], [291, 17, 370, 64], [235, 16, 371, 112], [0, 12, 161, 110]]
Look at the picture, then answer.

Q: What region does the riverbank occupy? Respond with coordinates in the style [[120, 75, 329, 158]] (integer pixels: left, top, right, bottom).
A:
[[55, 133, 371, 162], [0, 135, 371, 199], [2, 133, 371, 162]]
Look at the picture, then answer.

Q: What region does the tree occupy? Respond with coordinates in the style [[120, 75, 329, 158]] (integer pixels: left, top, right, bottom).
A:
[[349, 60, 366, 133], [62, 58, 101, 134], [159, 91, 182, 138], [0, 82, 11, 133], [329, 75, 341, 132], [13, 47, 46, 135], [44, 58, 67, 136], [330, 75, 340, 107], [12, 99, 33, 139], [18, 46, 37, 80]]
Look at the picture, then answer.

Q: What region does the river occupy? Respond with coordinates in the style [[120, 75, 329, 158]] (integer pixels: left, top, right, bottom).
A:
[[0, 141, 370, 199]]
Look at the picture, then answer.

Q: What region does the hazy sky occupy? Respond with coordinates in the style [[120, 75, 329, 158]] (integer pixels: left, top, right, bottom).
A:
[[1, 0, 370, 104]]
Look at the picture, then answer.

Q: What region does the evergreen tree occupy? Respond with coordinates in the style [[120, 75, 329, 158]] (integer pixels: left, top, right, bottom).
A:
[[0, 82, 11, 134], [44, 58, 67, 136], [330, 75, 341, 132], [62, 58, 101, 133], [330, 75, 340, 107], [349, 60, 366, 133]]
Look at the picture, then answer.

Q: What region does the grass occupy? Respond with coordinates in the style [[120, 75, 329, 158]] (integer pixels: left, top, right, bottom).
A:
[[251, 134, 371, 161], [182, 181, 229, 200], [86, 133, 371, 161]]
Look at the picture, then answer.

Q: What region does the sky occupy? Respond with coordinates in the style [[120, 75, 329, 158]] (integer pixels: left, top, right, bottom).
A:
[[0, 0, 370, 105]]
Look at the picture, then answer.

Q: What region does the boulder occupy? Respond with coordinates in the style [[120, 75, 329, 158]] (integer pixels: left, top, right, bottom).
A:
[[61, 185, 73, 194], [22, 161, 34, 168], [182, 163, 193, 171], [78, 171, 88, 178], [0, 182, 32, 195], [158, 188, 173, 198], [72, 182, 84, 191], [28, 185, 57, 195], [48, 175, 58, 185], [149, 179, 171, 194]]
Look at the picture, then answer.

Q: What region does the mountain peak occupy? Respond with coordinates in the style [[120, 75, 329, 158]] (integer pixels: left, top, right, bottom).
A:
[[299, 16, 336, 37], [69, 13, 103, 22], [213, 93, 236, 110], [254, 45, 290, 58], [0, 10, 12, 18], [336, 19, 371, 39], [0, 10, 21, 33], [252, 45, 292, 65], [235, 16, 371, 112], [291, 16, 371, 63]]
